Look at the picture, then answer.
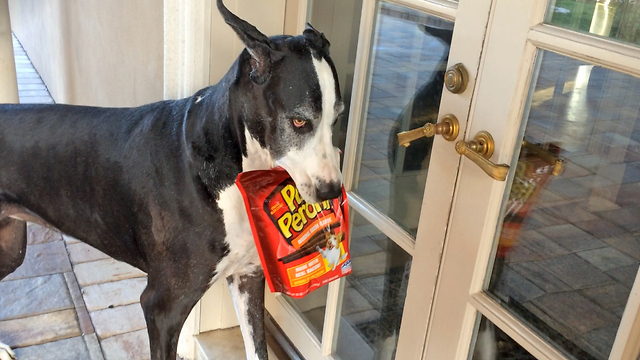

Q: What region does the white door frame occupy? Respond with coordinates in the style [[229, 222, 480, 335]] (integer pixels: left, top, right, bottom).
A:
[[0, 0, 18, 103], [424, 0, 640, 359], [267, 0, 498, 359]]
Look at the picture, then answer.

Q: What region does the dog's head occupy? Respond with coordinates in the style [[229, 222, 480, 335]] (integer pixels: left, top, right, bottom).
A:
[[218, 0, 344, 204]]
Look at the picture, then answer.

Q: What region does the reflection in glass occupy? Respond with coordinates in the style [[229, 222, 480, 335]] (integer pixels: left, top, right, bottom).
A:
[[284, 286, 328, 339], [285, 0, 363, 340], [335, 211, 412, 360], [470, 316, 536, 360], [354, 1, 453, 235], [488, 50, 640, 360], [547, 0, 640, 46]]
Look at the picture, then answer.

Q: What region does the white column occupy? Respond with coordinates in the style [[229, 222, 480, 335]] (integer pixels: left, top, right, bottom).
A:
[[0, 0, 18, 103]]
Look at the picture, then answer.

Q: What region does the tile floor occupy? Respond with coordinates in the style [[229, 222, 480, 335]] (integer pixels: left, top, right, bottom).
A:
[[0, 35, 151, 360]]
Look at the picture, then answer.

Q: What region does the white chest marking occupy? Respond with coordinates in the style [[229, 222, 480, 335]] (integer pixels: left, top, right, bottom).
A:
[[214, 184, 261, 282], [213, 130, 272, 283]]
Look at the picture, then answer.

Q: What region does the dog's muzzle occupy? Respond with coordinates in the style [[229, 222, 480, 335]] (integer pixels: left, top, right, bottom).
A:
[[315, 180, 342, 201]]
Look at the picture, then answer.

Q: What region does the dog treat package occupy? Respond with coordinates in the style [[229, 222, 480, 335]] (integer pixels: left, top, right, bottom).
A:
[[236, 168, 351, 298]]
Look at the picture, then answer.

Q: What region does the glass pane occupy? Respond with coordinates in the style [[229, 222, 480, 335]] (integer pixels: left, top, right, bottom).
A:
[[335, 211, 412, 360], [470, 316, 536, 360], [354, 1, 453, 236], [284, 0, 363, 341], [488, 50, 640, 360], [546, 0, 640, 46], [284, 286, 328, 339]]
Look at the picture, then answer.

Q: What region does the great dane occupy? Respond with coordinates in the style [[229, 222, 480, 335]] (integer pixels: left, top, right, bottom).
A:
[[0, 1, 343, 359]]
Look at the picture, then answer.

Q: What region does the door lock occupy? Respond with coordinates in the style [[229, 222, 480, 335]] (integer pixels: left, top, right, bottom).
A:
[[455, 131, 510, 181], [397, 114, 460, 147], [445, 63, 468, 94]]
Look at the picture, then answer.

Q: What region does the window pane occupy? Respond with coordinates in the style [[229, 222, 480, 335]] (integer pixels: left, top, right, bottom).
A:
[[335, 211, 412, 360], [284, 0, 364, 341], [354, 1, 453, 236], [488, 50, 640, 360], [547, 0, 640, 46], [469, 316, 537, 360]]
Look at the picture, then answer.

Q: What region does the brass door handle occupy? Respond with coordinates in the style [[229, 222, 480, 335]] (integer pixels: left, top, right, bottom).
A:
[[455, 131, 510, 181], [397, 114, 459, 147]]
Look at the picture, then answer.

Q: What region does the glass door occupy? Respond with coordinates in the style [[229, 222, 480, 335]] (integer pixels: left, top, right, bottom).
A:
[[425, 1, 640, 360], [265, 0, 494, 359]]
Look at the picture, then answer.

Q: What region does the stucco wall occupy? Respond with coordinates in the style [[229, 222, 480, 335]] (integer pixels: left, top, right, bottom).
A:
[[8, 0, 163, 107], [209, 0, 286, 84]]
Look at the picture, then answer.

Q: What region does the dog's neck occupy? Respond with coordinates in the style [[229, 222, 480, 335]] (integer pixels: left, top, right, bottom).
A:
[[183, 61, 275, 199]]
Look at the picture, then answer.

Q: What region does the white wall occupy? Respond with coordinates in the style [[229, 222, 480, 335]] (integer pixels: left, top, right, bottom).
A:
[[8, 0, 163, 107]]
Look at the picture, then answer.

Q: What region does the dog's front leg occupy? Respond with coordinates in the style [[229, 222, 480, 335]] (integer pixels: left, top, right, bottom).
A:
[[227, 270, 268, 360], [141, 277, 207, 360]]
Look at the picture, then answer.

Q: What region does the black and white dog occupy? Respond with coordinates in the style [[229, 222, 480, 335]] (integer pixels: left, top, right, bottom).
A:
[[0, 1, 343, 359]]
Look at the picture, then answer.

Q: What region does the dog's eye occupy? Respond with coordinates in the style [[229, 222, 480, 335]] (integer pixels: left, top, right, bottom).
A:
[[292, 118, 308, 128]]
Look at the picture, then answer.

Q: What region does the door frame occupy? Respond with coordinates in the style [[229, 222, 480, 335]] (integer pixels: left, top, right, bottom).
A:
[[424, 0, 640, 359], [267, 0, 498, 359]]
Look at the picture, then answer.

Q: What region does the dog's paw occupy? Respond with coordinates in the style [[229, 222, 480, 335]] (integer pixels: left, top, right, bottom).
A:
[[0, 342, 16, 360]]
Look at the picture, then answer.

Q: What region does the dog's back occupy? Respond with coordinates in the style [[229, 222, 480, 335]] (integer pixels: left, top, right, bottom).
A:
[[0, 101, 189, 267]]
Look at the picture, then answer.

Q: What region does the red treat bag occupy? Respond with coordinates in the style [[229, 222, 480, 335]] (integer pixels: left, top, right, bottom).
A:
[[236, 167, 351, 298]]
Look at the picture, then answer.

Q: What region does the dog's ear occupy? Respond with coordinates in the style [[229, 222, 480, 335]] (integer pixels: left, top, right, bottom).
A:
[[303, 23, 330, 55], [217, 0, 283, 84], [335, 232, 343, 242]]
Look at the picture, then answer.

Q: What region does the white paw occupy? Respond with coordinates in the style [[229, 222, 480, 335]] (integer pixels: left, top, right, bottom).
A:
[[0, 342, 16, 360]]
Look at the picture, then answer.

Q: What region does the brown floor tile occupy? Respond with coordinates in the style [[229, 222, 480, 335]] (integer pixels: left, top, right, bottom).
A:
[[0, 309, 81, 348], [530, 291, 619, 335], [537, 224, 606, 252], [77, 306, 95, 335], [84, 334, 106, 360], [64, 271, 86, 308], [90, 304, 146, 340], [577, 247, 638, 272], [82, 277, 147, 312], [4, 241, 72, 281], [100, 329, 150, 360], [578, 326, 618, 360], [510, 261, 571, 293], [0, 274, 73, 321], [601, 234, 640, 261], [13, 336, 90, 360], [580, 283, 632, 311], [73, 258, 146, 287], [67, 242, 110, 265], [536, 254, 614, 290], [26, 223, 63, 245], [606, 264, 639, 288], [573, 219, 628, 240]]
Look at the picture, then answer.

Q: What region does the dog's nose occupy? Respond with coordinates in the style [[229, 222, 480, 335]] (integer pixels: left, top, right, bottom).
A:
[[316, 181, 342, 201]]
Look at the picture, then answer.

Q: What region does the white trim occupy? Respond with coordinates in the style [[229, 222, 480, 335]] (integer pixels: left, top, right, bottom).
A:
[[470, 293, 571, 360], [163, 0, 212, 100], [0, 0, 18, 104], [321, 279, 346, 355], [387, 0, 457, 21], [348, 192, 415, 256], [609, 266, 640, 360], [528, 24, 640, 79], [342, 0, 377, 191]]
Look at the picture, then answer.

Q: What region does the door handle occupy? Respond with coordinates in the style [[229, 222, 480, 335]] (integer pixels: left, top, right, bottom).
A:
[[397, 114, 460, 147], [455, 131, 510, 181]]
